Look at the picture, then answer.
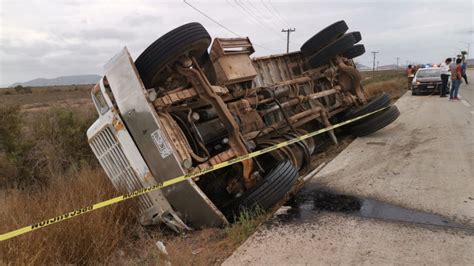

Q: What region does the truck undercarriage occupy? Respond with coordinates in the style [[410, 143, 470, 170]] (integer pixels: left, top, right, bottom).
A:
[[87, 21, 400, 231]]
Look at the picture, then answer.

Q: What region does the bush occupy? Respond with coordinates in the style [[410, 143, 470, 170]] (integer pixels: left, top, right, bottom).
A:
[[13, 85, 32, 94], [0, 106, 98, 188], [29, 107, 98, 179], [0, 106, 32, 188]]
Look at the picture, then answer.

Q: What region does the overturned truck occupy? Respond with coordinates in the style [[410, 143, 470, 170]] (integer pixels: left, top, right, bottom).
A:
[[87, 21, 399, 231]]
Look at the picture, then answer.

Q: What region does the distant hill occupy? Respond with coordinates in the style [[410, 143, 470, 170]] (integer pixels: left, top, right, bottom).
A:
[[355, 63, 371, 70], [377, 64, 399, 71], [10, 74, 101, 87]]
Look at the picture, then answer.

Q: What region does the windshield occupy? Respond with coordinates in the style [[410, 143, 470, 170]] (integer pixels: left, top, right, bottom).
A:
[[416, 69, 441, 78]]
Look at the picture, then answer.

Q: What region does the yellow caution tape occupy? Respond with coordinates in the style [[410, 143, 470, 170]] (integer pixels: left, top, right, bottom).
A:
[[0, 106, 389, 241]]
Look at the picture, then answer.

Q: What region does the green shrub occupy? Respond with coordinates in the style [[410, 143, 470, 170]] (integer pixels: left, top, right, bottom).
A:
[[0, 106, 34, 188], [13, 85, 32, 94], [225, 207, 266, 243], [0, 106, 98, 188]]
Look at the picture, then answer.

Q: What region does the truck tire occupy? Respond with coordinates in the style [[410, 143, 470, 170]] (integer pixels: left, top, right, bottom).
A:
[[350, 105, 400, 137], [343, 44, 365, 59], [224, 160, 298, 219], [135, 22, 211, 89], [307, 33, 356, 68], [300, 20, 348, 57], [345, 92, 391, 119], [350, 31, 362, 43]]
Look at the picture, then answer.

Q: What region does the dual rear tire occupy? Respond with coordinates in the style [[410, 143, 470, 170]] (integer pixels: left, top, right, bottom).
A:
[[345, 93, 400, 137], [300, 21, 366, 68]]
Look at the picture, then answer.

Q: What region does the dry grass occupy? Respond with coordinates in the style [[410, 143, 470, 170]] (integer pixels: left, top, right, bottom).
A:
[[0, 166, 143, 265], [0, 84, 92, 95], [0, 95, 248, 265], [0, 104, 152, 265], [0, 85, 92, 108], [363, 77, 407, 100], [361, 70, 405, 86], [149, 208, 268, 266]]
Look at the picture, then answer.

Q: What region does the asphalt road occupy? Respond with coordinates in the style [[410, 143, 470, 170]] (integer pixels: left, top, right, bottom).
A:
[[459, 69, 473, 110], [224, 70, 474, 265]]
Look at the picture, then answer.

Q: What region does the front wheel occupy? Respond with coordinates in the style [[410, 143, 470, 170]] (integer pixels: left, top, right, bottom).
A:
[[135, 22, 211, 89], [223, 160, 298, 220]]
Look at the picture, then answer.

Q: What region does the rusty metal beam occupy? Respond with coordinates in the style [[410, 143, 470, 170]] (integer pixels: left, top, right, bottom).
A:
[[176, 57, 256, 188]]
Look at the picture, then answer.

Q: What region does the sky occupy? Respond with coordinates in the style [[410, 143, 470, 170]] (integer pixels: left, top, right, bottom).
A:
[[0, 0, 473, 87]]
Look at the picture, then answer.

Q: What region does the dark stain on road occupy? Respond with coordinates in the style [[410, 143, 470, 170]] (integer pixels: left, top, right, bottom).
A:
[[278, 188, 474, 233]]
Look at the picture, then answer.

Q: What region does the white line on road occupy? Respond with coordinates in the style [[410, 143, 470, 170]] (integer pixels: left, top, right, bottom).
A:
[[461, 99, 471, 107], [458, 95, 472, 107]]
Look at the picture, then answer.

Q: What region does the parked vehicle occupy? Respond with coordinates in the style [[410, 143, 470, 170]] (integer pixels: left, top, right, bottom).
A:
[[411, 67, 447, 95], [87, 21, 399, 231]]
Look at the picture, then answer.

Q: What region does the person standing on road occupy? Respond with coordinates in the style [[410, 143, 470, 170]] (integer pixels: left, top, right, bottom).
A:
[[440, 58, 452, 97], [450, 58, 463, 100], [407, 65, 415, 90], [461, 61, 468, 84]]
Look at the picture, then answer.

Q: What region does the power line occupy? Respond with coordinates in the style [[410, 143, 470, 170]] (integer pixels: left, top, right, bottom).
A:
[[267, 0, 290, 26], [261, 0, 287, 27], [234, 0, 285, 41], [247, 0, 283, 31], [183, 0, 240, 37], [227, 0, 272, 36], [183, 0, 276, 53], [252, 41, 277, 53], [234, 1, 271, 32]]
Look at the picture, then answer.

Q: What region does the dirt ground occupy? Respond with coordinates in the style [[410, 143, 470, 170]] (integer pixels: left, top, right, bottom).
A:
[[0, 85, 92, 111]]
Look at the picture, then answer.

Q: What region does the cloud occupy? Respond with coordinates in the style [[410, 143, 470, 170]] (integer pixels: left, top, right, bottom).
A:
[[123, 14, 163, 26], [74, 28, 136, 41], [0, 0, 472, 86]]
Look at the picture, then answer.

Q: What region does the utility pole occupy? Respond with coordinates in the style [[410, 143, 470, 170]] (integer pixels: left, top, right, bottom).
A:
[[459, 41, 473, 59], [282, 28, 295, 53], [396, 57, 400, 69], [371, 51, 379, 71]]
